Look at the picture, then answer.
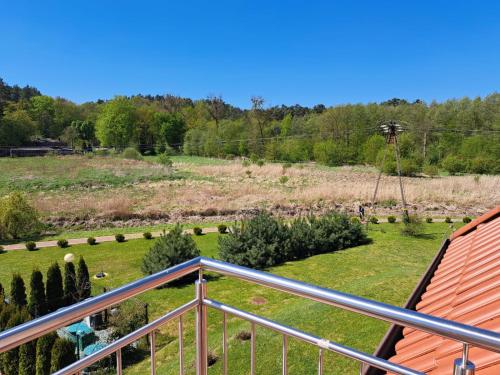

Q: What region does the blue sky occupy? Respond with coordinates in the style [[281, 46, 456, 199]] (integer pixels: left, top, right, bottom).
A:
[[1, 1, 499, 108]]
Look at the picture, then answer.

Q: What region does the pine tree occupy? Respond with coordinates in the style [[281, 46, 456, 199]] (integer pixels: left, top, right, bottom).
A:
[[10, 273, 27, 308], [35, 333, 57, 375], [63, 262, 77, 306], [28, 269, 47, 318], [46, 263, 63, 312], [50, 338, 76, 373], [76, 256, 91, 301], [19, 340, 36, 375]]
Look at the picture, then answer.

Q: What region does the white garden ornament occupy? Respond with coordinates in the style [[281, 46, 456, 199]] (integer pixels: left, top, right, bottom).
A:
[[64, 253, 75, 263]]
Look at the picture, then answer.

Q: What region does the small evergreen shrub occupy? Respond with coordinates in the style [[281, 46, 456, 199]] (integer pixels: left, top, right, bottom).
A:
[[426, 217, 433, 223], [193, 227, 203, 236], [57, 239, 69, 248], [121, 147, 143, 160], [256, 159, 265, 167], [158, 153, 173, 167], [350, 216, 361, 224], [387, 216, 397, 223], [141, 225, 200, 283], [26, 241, 37, 251], [217, 224, 228, 234], [219, 212, 368, 269], [463, 216, 472, 223], [369, 216, 379, 224], [401, 215, 425, 237], [87, 237, 97, 245], [115, 234, 125, 242], [445, 217, 452, 223], [143, 232, 153, 240]]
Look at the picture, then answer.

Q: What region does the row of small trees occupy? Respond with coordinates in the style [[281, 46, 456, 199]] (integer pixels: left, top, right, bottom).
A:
[[219, 212, 369, 269], [0, 258, 90, 375]]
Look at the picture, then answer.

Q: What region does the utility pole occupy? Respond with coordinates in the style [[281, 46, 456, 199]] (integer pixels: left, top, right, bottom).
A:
[[371, 121, 408, 220]]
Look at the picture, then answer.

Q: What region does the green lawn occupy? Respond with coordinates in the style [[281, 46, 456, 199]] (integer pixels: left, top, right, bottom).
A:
[[0, 223, 452, 374]]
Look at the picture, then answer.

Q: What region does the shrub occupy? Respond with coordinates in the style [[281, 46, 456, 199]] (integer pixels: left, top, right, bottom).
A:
[[158, 152, 173, 167], [423, 164, 439, 177], [115, 234, 125, 242], [26, 241, 37, 251], [463, 216, 472, 223], [193, 227, 203, 236], [400, 158, 420, 176], [57, 239, 69, 248], [350, 216, 361, 224], [256, 159, 265, 167], [242, 160, 251, 167], [279, 175, 289, 184], [401, 215, 425, 237], [217, 224, 228, 234], [77, 256, 91, 301], [0, 192, 42, 240], [141, 225, 200, 281], [46, 263, 63, 312], [219, 212, 290, 269], [369, 216, 379, 224], [426, 217, 433, 223], [143, 232, 153, 240], [441, 154, 466, 175], [121, 147, 143, 160], [219, 212, 368, 269], [36, 333, 57, 375], [50, 338, 76, 373], [387, 215, 397, 223], [469, 156, 498, 174], [445, 217, 452, 223], [87, 237, 97, 245]]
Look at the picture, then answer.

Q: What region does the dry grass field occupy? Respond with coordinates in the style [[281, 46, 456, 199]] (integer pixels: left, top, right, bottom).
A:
[[1, 155, 498, 228]]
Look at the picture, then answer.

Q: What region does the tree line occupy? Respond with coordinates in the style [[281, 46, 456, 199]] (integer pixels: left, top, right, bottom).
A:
[[1, 77, 498, 174], [0, 258, 90, 375]]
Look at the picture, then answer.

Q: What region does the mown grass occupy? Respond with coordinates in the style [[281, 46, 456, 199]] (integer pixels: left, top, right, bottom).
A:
[[0, 223, 451, 374]]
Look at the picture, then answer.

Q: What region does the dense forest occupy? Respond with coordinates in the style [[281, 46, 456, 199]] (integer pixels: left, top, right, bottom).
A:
[[1, 78, 499, 175]]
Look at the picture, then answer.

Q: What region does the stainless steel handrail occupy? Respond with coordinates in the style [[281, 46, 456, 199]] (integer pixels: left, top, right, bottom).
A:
[[200, 257, 500, 352], [0, 256, 498, 374], [0, 257, 199, 352], [204, 298, 424, 375]]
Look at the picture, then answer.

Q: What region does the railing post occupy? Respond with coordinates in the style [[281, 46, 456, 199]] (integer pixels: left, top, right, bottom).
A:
[[453, 343, 475, 375], [116, 348, 122, 375], [195, 278, 208, 375]]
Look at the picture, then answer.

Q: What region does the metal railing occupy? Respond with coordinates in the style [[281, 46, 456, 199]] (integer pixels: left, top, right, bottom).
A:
[[0, 256, 498, 375]]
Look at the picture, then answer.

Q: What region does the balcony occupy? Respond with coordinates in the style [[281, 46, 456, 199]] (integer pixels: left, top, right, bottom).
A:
[[0, 256, 498, 375]]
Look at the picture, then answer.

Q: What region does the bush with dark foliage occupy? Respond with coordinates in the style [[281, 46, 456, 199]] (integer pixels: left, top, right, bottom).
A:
[[217, 224, 228, 234], [57, 239, 69, 248], [115, 234, 125, 242], [141, 225, 200, 282], [193, 227, 203, 236], [463, 216, 472, 223], [87, 237, 97, 245], [219, 212, 368, 269], [387, 216, 397, 223]]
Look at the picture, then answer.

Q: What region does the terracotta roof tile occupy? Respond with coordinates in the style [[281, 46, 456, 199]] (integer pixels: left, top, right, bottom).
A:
[[388, 207, 500, 374]]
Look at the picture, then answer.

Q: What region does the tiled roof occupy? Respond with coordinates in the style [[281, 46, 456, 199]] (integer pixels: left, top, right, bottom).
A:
[[388, 207, 500, 374]]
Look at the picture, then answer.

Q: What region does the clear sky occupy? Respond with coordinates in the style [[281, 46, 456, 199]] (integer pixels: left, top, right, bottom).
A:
[[1, 1, 499, 108]]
